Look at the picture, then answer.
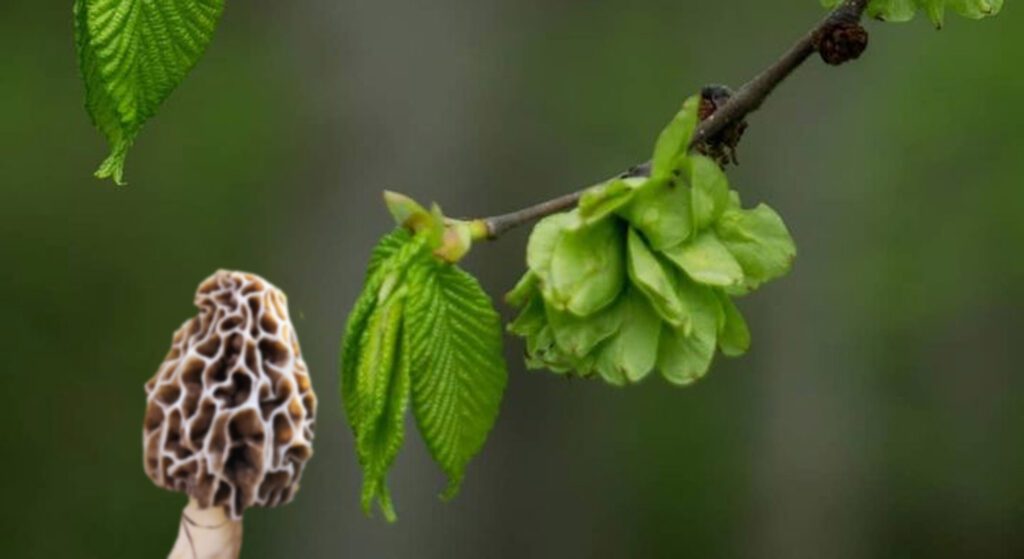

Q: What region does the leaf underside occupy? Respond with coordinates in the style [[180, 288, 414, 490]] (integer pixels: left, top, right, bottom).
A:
[[405, 261, 507, 500]]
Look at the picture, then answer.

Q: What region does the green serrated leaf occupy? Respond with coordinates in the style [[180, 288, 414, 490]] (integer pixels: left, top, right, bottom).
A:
[[405, 262, 508, 500], [715, 204, 797, 291], [715, 290, 751, 357], [626, 227, 689, 329], [661, 231, 744, 288], [341, 232, 430, 521], [651, 95, 701, 180], [342, 231, 419, 432], [74, 0, 225, 184], [657, 279, 720, 386], [341, 269, 384, 429], [354, 283, 409, 521], [594, 288, 662, 385], [367, 229, 414, 278], [549, 218, 626, 316]]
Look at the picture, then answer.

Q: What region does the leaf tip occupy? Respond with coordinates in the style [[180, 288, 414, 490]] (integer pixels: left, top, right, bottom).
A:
[[95, 147, 129, 186], [440, 477, 464, 503]]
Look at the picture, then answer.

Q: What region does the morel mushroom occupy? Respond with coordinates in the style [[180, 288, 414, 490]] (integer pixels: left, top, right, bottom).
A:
[[143, 270, 317, 559]]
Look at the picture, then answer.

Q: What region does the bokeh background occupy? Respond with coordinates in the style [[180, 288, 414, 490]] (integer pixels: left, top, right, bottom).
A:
[[2, 1, 1022, 557]]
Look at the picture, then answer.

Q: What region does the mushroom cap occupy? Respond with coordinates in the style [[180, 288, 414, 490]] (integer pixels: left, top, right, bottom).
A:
[[143, 270, 317, 519]]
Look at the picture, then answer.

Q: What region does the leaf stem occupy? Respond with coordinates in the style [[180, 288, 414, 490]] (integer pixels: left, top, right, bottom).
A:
[[479, 0, 869, 239]]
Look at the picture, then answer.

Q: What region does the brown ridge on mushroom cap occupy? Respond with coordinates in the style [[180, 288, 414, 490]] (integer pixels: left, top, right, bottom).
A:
[[143, 270, 317, 519]]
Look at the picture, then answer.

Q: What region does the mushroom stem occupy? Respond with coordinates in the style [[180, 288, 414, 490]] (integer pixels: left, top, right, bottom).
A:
[[168, 498, 243, 559]]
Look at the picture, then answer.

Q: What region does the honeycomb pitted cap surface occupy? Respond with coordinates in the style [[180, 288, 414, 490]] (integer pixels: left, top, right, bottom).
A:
[[143, 270, 317, 519]]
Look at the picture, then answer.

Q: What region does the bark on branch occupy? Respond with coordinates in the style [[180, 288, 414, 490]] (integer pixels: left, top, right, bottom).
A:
[[480, 0, 869, 239]]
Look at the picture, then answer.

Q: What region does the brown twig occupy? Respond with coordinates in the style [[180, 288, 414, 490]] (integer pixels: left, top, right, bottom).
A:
[[480, 0, 869, 239]]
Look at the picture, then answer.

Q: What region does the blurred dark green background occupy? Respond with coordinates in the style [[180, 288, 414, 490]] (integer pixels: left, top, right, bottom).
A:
[[2, 1, 1022, 557]]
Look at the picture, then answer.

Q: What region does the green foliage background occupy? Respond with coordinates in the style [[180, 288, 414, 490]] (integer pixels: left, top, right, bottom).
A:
[[1, 1, 1022, 557]]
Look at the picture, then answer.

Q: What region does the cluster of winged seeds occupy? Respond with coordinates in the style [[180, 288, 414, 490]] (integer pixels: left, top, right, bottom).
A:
[[507, 96, 797, 386]]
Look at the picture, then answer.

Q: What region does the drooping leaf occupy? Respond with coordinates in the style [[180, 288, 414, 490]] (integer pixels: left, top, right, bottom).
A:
[[657, 280, 721, 385], [626, 228, 689, 329], [340, 268, 385, 428], [74, 0, 125, 178], [594, 288, 662, 385], [368, 229, 414, 278], [549, 218, 626, 316], [342, 233, 425, 431], [821, 0, 1002, 26], [74, 0, 226, 184], [715, 204, 797, 291], [341, 232, 430, 521], [353, 283, 409, 521], [405, 261, 508, 500], [661, 231, 744, 288]]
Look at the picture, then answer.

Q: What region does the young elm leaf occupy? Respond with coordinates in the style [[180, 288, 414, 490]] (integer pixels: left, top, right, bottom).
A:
[[343, 232, 426, 430], [405, 261, 508, 501], [74, 1, 125, 176], [715, 204, 797, 291], [341, 232, 433, 521], [368, 229, 414, 278], [354, 284, 409, 521], [74, 0, 226, 184], [661, 231, 744, 288], [340, 269, 383, 431], [626, 228, 690, 330]]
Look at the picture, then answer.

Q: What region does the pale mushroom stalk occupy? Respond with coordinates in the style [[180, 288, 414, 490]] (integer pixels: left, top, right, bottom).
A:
[[168, 498, 243, 559], [144, 271, 317, 559]]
